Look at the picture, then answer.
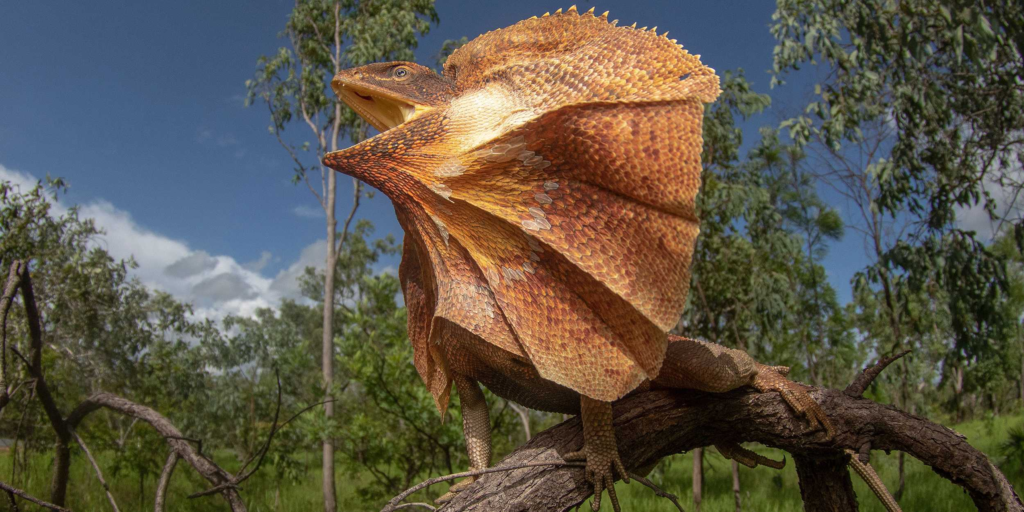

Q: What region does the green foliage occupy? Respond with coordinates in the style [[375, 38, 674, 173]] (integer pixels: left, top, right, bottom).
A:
[[0, 178, 218, 494], [686, 71, 861, 386], [1000, 425, 1024, 477], [246, 0, 438, 166], [773, 0, 1023, 358], [435, 36, 467, 68]]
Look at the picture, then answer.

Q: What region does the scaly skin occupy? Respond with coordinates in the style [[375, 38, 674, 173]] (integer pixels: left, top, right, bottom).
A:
[[322, 6, 894, 511]]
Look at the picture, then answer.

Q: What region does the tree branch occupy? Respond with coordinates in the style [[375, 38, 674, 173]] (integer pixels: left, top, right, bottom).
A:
[[0, 260, 25, 411], [845, 349, 912, 398], [0, 480, 70, 512], [66, 393, 247, 512], [432, 388, 1022, 512], [71, 430, 119, 512], [12, 264, 75, 507], [154, 451, 178, 512]]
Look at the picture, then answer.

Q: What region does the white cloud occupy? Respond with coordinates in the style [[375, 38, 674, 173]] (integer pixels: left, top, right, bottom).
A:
[[955, 168, 1023, 241], [269, 239, 328, 300], [243, 251, 274, 272], [292, 204, 323, 219], [1, 164, 327, 321]]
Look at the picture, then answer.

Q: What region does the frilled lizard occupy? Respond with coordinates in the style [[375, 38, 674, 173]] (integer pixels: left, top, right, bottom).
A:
[[324, 6, 897, 512]]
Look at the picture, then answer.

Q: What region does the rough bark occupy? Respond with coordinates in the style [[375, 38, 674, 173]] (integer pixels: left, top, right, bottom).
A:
[[794, 454, 857, 512], [436, 388, 1023, 512]]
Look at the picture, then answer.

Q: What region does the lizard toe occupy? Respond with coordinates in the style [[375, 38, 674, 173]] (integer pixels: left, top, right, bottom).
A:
[[753, 364, 835, 438]]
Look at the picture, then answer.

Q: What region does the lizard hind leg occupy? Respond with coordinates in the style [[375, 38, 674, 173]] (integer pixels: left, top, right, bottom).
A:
[[751, 364, 836, 439], [436, 375, 492, 504], [564, 395, 629, 512], [716, 442, 785, 470]]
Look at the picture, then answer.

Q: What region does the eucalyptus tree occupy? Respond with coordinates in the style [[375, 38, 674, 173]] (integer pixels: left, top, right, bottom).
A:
[[743, 128, 856, 387], [772, 0, 1024, 497], [772, 0, 1022, 364], [246, 1, 437, 508]]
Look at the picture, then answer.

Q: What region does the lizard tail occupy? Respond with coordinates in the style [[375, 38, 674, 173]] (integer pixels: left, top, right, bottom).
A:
[[845, 449, 902, 512]]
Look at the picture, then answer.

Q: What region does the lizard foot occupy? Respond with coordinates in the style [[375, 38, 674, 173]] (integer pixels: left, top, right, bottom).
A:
[[435, 475, 477, 504], [565, 443, 629, 512], [716, 442, 786, 470], [752, 364, 836, 439]]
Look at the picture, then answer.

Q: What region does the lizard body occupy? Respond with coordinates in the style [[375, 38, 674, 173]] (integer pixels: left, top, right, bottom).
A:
[[323, 6, 898, 511]]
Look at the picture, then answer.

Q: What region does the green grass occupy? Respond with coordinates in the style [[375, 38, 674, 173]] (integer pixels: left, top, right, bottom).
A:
[[1, 413, 1021, 511]]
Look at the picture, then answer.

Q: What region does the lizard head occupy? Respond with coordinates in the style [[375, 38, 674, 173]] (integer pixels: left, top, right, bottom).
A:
[[331, 61, 454, 133]]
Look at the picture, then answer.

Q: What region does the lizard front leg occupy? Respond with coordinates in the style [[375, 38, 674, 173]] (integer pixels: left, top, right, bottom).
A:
[[437, 374, 491, 504], [657, 335, 834, 438], [564, 395, 629, 512]]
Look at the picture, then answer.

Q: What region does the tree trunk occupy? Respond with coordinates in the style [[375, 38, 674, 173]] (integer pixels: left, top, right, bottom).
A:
[[508, 401, 532, 441], [322, 168, 338, 512], [794, 455, 858, 512], [693, 447, 704, 512], [732, 459, 741, 512]]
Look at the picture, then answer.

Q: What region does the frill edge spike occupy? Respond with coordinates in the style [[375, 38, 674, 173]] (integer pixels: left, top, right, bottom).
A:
[[554, 8, 563, 15], [586, 7, 595, 15], [567, 5, 578, 14]]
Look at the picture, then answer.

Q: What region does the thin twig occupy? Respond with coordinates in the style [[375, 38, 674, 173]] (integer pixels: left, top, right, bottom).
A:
[[393, 503, 436, 511], [71, 430, 119, 512], [627, 472, 685, 512], [0, 480, 71, 512], [381, 462, 587, 512], [188, 371, 285, 499]]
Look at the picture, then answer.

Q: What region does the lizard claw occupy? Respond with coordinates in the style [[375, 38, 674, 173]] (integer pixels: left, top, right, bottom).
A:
[[752, 364, 836, 439], [565, 444, 628, 512]]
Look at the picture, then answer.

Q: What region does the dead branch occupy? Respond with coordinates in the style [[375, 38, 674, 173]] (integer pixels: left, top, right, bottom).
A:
[[11, 264, 76, 507], [432, 387, 1022, 512], [0, 479, 71, 512], [71, 430, 119, 512], [382, 462, 586, 512], [626, 472, 685, 512], [845, 349, 912, 398], [0, 260, 25, 411], [154, 452, 179, 512], [66, 392, 247, 512]]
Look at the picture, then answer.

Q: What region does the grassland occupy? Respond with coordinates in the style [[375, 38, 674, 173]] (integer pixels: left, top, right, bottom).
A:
[[1, 413, 1020, 511]]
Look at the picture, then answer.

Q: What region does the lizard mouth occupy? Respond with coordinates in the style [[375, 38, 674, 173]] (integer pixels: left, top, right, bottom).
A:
[[332, 81, 427, 133]]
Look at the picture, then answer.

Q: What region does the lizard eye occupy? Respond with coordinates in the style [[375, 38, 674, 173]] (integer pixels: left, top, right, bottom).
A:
[[393, 66, 411, 80]]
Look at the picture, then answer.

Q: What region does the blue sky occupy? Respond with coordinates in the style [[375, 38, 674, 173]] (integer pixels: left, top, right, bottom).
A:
[[3, 1, 974, 319]]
